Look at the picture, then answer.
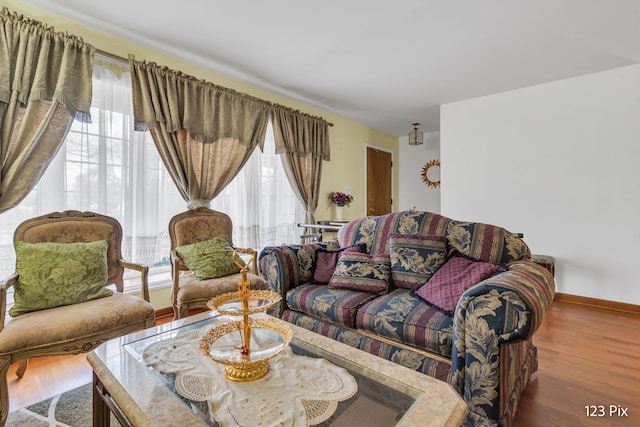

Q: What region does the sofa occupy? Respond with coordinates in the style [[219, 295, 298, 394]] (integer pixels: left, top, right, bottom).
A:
[[259, 210, 555, 427]]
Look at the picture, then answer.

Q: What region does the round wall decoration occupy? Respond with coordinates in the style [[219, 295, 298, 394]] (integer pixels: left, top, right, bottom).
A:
[[421, 159, 441, 188]]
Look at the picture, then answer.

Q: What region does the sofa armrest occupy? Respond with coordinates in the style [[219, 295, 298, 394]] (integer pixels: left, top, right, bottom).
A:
[[259, 240, 339, 316], [450, 259, 555, 420]]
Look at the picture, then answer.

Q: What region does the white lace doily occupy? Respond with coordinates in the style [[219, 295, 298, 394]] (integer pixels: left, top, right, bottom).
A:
[[142, 323, 358, 427]]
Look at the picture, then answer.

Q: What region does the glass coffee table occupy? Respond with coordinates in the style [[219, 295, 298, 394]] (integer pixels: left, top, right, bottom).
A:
[[88, 311, 467, 427]]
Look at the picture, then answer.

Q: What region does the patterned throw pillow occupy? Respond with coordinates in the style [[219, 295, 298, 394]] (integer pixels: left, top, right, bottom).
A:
[[175, 236, 243, 280], [415, 256, 505, 314], [311, 244, 365, 285], [10, 240, 112, 317], [328, 253, 391, 295], [389, 233, 447, 290], [446, 221, 530, 264]]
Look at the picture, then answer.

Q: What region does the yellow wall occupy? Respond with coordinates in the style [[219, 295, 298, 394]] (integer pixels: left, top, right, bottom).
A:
[[4, 1, 398, 308]]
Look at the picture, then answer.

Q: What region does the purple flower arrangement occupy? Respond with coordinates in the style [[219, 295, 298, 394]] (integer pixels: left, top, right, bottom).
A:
[[329, 191, 354, 207]]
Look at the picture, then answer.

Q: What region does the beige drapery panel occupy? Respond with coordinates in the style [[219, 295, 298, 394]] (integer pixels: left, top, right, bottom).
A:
[[0, 7, 94, 214], [271, 108, 331, 223], [128, 57, 271, 208]]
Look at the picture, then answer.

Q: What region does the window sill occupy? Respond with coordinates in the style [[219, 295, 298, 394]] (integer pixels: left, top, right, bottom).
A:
[[124, 270, 172, 294]]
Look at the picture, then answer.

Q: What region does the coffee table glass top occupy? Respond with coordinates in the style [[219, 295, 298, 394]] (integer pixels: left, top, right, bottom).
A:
[[123, 314, 415, 426]]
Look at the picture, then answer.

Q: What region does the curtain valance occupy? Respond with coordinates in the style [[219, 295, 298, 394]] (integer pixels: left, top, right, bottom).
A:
[[271, 107, 330, 161], [129, 56, 271, 148], [0, 7, 94, 121], [128, 56, 331, 158]]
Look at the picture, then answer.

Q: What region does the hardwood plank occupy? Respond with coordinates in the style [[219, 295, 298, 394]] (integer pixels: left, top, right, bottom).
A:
[[6, 303, 640, 427]]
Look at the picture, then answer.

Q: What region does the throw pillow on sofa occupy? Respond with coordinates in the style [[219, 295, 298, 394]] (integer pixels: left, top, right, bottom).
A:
[[389, 233, 447, 290], [328, 253, 391, 295], [175, 236, 243, 280], [446, 221, 530, 264], [10, 240, 112, 317], [415, 255, 505, 314], [311, 244, 365, 285]]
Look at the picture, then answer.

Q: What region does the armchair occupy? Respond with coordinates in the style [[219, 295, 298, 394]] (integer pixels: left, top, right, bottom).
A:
[[0, 211, 155, 427], [168, 207, 266, 319]]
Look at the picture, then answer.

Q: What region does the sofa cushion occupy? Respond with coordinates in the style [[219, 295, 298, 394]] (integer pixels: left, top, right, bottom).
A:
[[176, 272, 266, 303], [283, 309, 453, 382], [175, 236, 242, 280], [389, 233, 447, 290], [355, 289, 454, 357], [10, 240, 112, 317], [338, 210, 451, 255], [286, 284, 377, 328], [328, 253, 391, 294], [446, 221, 530, 264], [416, 256, 505, 314], [0, 293, 154, 354], [311, 244, 365, 285]]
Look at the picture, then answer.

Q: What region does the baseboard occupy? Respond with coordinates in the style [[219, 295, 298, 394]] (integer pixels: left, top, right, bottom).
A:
[[554, 292, 640, 314]]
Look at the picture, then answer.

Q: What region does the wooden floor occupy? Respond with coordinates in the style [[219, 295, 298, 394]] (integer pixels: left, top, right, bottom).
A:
[[6, 302, 640, 426], [512, 302, 639, 427]]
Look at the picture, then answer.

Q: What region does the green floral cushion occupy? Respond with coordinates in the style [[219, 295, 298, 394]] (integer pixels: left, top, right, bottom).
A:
[[10, 240, 112, 317], [175, 236, 243, 280]]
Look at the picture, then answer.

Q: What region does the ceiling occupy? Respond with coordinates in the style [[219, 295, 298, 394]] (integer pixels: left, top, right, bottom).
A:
[[23, 0, 640, 136]]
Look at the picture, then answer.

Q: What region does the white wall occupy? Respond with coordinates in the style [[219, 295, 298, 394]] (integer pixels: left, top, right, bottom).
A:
[[440, 64, 640, 305], [398, 131, 441, 213]]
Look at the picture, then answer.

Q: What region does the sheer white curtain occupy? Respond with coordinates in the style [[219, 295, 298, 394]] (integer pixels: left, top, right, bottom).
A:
[[74, 63, 184, 267], [211, 122, 305, 251]]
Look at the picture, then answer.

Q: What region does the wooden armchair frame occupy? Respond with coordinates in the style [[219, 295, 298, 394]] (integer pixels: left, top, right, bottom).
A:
[[168, 207, 265, 319], [0, 211, 155, 427]]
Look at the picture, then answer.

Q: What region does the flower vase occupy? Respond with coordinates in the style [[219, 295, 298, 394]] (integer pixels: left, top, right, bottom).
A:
[[334, 206, 344, 221]]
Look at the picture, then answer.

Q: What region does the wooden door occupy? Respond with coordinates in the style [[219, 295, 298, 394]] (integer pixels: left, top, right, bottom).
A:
[[366, 147, 392, 216]]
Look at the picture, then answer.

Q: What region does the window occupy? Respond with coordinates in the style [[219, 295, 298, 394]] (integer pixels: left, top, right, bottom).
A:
[[0, 60, 304, 281]]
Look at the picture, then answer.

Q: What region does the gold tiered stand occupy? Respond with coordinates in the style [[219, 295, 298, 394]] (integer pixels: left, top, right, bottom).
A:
[[200, 248, 292, 382]]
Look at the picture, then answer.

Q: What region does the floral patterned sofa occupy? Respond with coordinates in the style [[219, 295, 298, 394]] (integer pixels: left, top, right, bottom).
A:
[[258, 210, 555, 426]]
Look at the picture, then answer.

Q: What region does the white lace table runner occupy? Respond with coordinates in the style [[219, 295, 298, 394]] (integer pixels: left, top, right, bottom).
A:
[[142, 323, 358, 427]]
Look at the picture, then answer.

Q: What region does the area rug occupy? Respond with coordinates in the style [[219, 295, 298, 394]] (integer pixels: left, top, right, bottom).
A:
[[5, 382, 120, 427]]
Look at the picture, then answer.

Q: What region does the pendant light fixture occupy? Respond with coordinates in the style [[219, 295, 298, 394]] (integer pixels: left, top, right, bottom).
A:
[[409, 123, 424, 145]]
